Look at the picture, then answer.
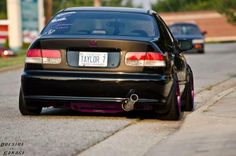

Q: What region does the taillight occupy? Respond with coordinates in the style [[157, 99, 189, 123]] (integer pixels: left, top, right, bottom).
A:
[[42, 49, 61, 64], [25, 49, 61, 64], [125, 52, 166, 67]]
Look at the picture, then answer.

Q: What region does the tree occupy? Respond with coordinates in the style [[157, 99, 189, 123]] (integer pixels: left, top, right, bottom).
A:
[[102, 0, 133, 7], [45, 0, 53, 23], [52, 0, 94, 14], [152, 0, 217, 12], [217, 0, 236, 24], [0, 0, 7, 19], [52, 0, 133, 14], [152, 0, 183, 12], [102, 0, 123, 6], [152, 0, 236, 24]]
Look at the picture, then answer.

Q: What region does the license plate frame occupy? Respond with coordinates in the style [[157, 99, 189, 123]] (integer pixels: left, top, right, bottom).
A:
[[78, 52, 108, 67]]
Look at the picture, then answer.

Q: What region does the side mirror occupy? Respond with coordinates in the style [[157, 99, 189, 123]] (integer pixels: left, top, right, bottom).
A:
[[201, 31, 207, 36], [178, 40, 192, 51]]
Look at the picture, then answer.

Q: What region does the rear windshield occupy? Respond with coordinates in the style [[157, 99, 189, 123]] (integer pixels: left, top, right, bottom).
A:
[[169, 24, 201, 35], [42, 11, 159, 38]]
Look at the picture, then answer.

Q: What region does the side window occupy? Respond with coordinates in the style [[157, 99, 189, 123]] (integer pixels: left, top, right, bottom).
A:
[[153, 14, 173, 52]]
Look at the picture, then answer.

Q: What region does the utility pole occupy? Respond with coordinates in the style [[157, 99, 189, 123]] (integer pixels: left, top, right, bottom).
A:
[[38, 0, 44, 31], [7, 0, 22, 50], [45, 0, 52, 24], [94, 0, 101, 7]]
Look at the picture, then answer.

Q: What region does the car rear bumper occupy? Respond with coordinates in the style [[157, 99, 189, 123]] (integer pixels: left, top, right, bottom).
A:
[[21, 70, 174, 111]]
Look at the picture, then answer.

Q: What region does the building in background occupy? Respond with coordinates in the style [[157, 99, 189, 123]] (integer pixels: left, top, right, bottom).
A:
[[0, 20, 8, 45], [2, 0, 44, 50], [161, 11, 236, 42], [21, 0, 44, 43]]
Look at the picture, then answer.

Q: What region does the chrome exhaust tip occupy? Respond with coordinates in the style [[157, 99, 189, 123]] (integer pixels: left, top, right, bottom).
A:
[[121, 94, 139, 111]]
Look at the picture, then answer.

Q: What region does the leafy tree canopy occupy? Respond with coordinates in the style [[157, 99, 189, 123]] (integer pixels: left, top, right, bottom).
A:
[[52, 0, 131, 14], [152, 0, 236, 24], [0, 0, 132, 19], [0, 0, 7, 19]]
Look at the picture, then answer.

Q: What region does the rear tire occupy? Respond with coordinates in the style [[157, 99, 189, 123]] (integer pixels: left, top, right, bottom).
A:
[[19, 89, 42, 115], [159, 76, 182, 120], [182, 65, 194, 111]]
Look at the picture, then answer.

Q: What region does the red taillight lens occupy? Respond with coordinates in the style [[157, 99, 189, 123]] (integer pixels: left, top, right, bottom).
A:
[[125, 52, 165, 67], [25, 49, 61, 64], [145, 52, 164, 61], [26, 49, 41, 57], [41, 49, 61, 64], [42, 50, 61, 58], [194, 44, 203, 49], [25, 49, 42, 64], [127, 52, 146, 61]]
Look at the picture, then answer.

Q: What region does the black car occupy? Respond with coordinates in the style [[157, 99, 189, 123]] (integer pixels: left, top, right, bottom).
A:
[[169, 22, 206, 53], [19, 7, 194, 120]]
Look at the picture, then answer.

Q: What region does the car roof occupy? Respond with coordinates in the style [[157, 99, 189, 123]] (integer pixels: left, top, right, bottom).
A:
[[64, 7, 151, 14]]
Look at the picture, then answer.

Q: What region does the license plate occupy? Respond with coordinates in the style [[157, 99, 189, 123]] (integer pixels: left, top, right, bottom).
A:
[[79, 52, 108, 67]]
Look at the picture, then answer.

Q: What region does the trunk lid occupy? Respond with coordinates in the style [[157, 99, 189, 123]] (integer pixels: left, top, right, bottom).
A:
[[29, 36, 164, 73]]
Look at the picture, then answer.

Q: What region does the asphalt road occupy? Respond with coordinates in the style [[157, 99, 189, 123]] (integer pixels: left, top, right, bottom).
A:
[[0, 43, 236, 156]]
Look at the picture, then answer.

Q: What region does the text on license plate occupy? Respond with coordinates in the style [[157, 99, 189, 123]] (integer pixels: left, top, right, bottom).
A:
[[79, 52, 108, 67]]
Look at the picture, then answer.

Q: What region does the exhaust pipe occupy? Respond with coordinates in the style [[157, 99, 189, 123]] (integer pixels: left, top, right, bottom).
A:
[[122, 93, 139, 111]]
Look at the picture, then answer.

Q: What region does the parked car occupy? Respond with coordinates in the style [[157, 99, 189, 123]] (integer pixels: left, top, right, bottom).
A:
[[19, 7, 194, 120], [169, 22, 206, 53], [0, 45, 15, 57]]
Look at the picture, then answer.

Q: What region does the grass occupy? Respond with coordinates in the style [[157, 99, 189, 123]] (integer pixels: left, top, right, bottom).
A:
[[0, 49, 26, 69]]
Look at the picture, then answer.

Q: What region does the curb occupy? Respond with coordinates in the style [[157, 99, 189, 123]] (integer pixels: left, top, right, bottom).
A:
[[193, 77, 236, 110], [186, 83, 236, 120], [201, 87, 236, 113], [205, 36, 236, 43]]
